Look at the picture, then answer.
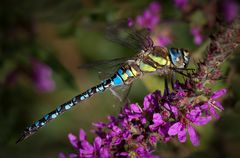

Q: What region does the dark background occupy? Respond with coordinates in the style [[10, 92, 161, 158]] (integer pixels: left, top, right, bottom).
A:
[[1, 0, 240, 157]]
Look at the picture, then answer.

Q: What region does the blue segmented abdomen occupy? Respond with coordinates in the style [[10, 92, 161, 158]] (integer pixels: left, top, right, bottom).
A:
[[16, 78, 114, 143], [16, 66, 137, 143]]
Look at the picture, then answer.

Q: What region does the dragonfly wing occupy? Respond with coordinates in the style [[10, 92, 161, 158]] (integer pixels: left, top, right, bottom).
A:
[[110, 83, 132, 103], [106, 19, 154, 51], [78, 57, 131, 80]]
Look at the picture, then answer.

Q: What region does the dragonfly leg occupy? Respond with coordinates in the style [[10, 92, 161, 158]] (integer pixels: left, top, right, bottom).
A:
[[164, 77, 170, 96], [171, 72, 176, 90], [175, 70, 189, 78]]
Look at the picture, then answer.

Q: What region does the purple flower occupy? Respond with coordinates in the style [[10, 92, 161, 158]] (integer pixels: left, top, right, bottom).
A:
[[58, 153, 66, 158], [222, 0, 239, 23], [149, 134, 158, 145], [136, 1, 161, 29], [68, 129, 110, 158], [31, 59, 55, 92], [128, 18, 134, 27], [149, 113, 165, 131], [201, 89, 226, 119], [68, 133, 79, 148], [191, 27, 203, 45], [168, 122, 199, 146], [143, 90, 160, 112], [80, 137, 110, 158], [186, 106, 212, 126], [157, 35, 172, 46], [61, 77, 227, 156], [174, 0, 188, 9]]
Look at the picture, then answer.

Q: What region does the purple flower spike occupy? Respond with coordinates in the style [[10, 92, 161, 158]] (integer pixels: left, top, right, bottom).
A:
[[157, 35, 172, 46], [174, 0, 188, 9], [127, 17, 134, 27], [148, 1, 161, 14], [58, 153, 66, 158], [31, 59, 55, 92], [136, 1, 161, 29], [222, 0, 239, 23], [191, 27, 203, 45]]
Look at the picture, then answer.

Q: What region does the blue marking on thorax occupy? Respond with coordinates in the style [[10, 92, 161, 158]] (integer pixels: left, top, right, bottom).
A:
[[112, 74, 124, 86]]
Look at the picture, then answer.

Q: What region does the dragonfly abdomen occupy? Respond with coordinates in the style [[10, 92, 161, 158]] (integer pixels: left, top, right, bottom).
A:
[[16, 79, 114, 143], [17, 64, 139, 143]]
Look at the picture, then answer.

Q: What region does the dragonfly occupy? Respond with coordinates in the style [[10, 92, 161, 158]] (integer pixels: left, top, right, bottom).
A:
[[16, 19, 190, 143]]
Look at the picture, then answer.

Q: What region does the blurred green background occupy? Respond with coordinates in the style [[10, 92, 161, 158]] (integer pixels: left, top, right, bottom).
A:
[[1, 0, 240, 157]]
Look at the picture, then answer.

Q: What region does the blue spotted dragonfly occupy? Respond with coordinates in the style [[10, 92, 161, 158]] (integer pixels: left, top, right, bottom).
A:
[[17, 20, 190, 143]]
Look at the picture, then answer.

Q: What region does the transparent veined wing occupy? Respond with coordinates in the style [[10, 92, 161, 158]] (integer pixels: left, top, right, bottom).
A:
[[78, 57, 131, 80], [105, 19, 154, 51], [110, 83, 132, 103]]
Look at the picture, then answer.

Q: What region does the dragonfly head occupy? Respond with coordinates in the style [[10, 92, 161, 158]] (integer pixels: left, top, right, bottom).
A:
[[169, 48, 190, 69]]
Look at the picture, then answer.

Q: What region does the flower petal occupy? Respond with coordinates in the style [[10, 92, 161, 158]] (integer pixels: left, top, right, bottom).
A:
[[201, 103, 209, 110], [69, 154, 78, 158], [79, 129, 86, 141], [214, 101, 224, 110], [152, 113, 164, 125], [130, 104, 142, 113], [168, 122, 182, 136], [188, 125, 200, 146], [81, 141, 94, 153], [193, 116, 212, 126], [178, 127, 187, 143], [149, 135, 158, 145], [211, 89, 227, 99], [210, 106, 220, 119], [58, 153, 66, 158], [100, 147, 110, 158], [94, 137, 102, 150], [68, 133, 78, 148]]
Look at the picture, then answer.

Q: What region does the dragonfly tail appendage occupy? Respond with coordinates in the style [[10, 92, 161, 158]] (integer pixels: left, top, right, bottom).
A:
[[16, 79, 113, 144]]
